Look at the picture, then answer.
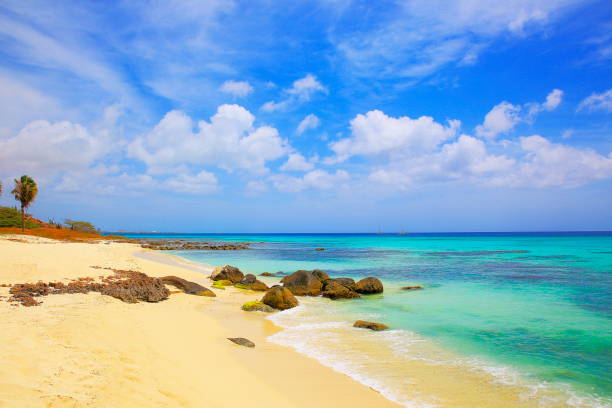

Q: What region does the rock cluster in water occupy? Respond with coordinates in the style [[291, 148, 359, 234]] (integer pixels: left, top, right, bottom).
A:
[[136, 239, 250, 251]]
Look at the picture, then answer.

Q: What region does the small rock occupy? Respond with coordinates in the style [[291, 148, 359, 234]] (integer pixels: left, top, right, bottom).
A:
[[401, 285, 423, 291], [241, 301, 275, 312], [281, 270, 322, 296], [315, 247, 325, 251], [227, 337, 255, 348], [160, 276, 215, 297], [355, 277, 384, 294], [321, 280, 361, 300], [353, 320, 389, 331], [210, 265, 244, 283], [260, 272, 276, 277], [262, 285, 298, 310]]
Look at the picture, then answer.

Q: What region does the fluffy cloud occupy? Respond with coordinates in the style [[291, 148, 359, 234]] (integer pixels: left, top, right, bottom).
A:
[[261, 74, 327, 112], [493, 135, 612, 187], [330, 110, 460, 161], [280, 153, 315, 172], [219, 80, 253, 97], [476, 89, 563, 138], [475, 102, 522, 138], [296, 114, 320, 135], [163, 170, 218, 194], [577, 89, 612, 112], [129, 104, 289, 174], [271, 169, 349, 192], [0, 119, 108, 181]]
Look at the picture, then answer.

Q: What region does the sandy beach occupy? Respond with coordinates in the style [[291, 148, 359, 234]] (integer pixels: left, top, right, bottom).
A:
[[0, 235, 399, 408]]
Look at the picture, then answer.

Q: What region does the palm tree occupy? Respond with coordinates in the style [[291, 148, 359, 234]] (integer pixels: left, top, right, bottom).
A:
[[11, 175, 38, 232]]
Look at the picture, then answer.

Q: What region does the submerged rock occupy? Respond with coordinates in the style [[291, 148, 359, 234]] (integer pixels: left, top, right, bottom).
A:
[[210, 265, 244, 283], [355, 277, 383, 294], [262, 285, 298, 310], [321, 280, 361, 300], [281, 270, 322, 296], [260, 272, 276, 277], [227, 337, 255, 348], [241, 300, 275, 312], [160, 276, 215, 297], [315, 247, 325, 251], [401, 285, 423, 291], [353, 320, 389, 331]]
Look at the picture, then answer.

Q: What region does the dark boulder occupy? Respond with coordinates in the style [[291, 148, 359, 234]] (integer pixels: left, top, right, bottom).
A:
[[281, 270, 322, 296], [261, 285, 298, 310], [160, 276, 216, 297], [241, 274, 257, 284], [355, 277, 383, 294], [210, 265, 244, 283], [321, 280, 361, 300], [353, 320, 389, 331], [227, 337, 255, 348], [237, 274, 269, 291], [325, 277, 356, 291], [101, 273, 169, 303], [311, 269, 330, 282]]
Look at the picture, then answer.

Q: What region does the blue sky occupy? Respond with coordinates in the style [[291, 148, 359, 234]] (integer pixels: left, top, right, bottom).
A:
[[0, 0, 611, 232]]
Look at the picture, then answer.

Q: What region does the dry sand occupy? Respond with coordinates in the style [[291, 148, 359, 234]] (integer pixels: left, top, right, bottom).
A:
[[0, 235, 399, 408]]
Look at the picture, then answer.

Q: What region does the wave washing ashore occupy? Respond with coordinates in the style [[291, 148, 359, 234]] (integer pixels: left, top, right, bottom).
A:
[[120, 232, 612, 408]]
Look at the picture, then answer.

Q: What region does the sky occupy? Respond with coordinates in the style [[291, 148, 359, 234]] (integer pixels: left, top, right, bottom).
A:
[[0, 0, 611, 232]]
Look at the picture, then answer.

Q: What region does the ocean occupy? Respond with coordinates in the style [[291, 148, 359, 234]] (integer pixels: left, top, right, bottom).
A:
[[117, 232, 612, 407]]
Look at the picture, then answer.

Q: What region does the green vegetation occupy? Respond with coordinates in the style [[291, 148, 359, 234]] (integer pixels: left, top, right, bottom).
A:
[[0, 207, 39, 228], [234, 283, 251, 290], [11, 175, 38, 232], [64, 219, 99, 233], [212, 281, 227, 290]]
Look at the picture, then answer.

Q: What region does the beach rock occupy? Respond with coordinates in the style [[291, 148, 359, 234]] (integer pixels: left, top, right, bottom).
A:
[[401, 285, 423, 291], [210, 265, 244, 283], [241, 301, 275, 312], [315, 247, 325, 251], [227, 337, 255, 348], [311, 269, 330, 282], [325, 277, 356, 291], [236, 274, 269, 291], [160, 276, 216, 297], [281, 270, 322, 296], [260, 272, 276, 277], [321, 280, 361, 300], [241, 274, 257, 284], [262, 285, 298, 310], [101, 273, 169, 303], [355, 277, 383, 294], [353, 320, 389, 331]]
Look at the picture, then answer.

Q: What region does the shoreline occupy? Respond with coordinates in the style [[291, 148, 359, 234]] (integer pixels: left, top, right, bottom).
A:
[[0, 235, 400, 408], [1, 235, 609, 408]]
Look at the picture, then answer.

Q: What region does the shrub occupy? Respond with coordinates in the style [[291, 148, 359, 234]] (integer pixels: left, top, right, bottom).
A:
[[64, 219, 99, 234], [0, 207, 39, 228]]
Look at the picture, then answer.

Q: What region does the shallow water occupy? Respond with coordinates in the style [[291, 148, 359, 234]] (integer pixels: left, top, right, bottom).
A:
[[119, 232, 612, 407]]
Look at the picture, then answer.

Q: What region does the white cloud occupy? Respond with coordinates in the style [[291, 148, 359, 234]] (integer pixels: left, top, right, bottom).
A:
[[163, 170, 218, 194], [476, 89, 564, 138], [492, 135, 612, 188], [296, 114, 320, 135], [280, 153, 315, 172], [334, 0, 582, 79], [0, 119, 109, 182], [128, 104, 289, 174], [577, 89, 612, 112], [219, 80, 253, 97], [261, 74, 327, 112], [330, 110, 460, 161], [475, 102, 522, 138], [271, 169, 349, 192]]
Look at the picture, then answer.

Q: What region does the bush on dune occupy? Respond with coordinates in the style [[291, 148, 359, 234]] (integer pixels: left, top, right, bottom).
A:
[[0, 207, 39, 229]]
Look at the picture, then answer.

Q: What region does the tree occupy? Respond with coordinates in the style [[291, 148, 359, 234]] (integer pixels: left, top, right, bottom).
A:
[[64, 219, 98, 234], [11, 175, 38, 232], [0, 181, 3, 196]]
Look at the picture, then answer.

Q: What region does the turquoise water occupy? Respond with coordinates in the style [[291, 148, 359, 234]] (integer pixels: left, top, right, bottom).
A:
[[120, 232, 612, 406]]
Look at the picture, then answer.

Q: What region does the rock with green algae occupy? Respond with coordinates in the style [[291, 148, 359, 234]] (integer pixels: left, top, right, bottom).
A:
[[262, 285, 298, 310], [241, 300, 274, 312], [211, 282, 227, 290]]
